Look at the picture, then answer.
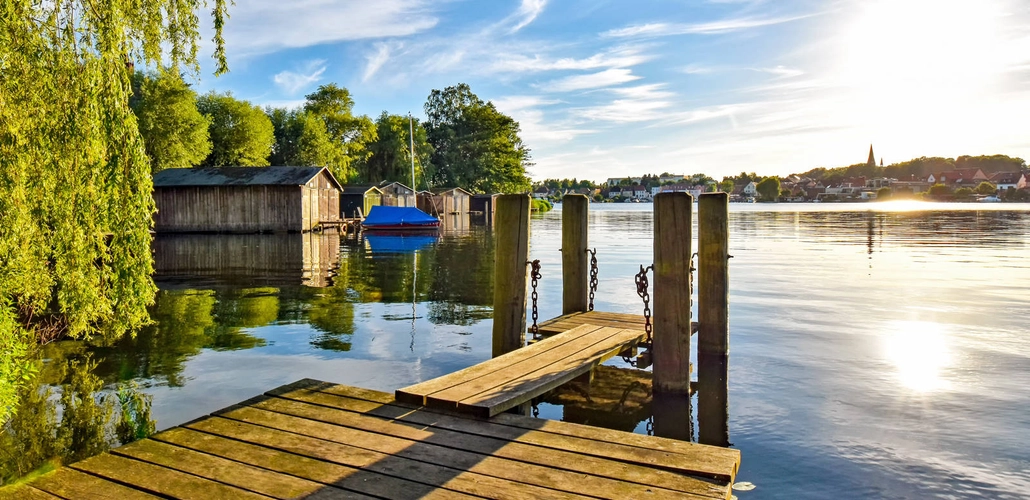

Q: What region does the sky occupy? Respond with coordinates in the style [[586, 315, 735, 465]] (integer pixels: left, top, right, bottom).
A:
[[191, 0, 1030, 182]]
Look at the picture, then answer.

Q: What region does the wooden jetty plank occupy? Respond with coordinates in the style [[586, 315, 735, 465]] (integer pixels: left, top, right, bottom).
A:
[[70, 453, 270, 499], [29, 468, 161, 500], [397, 324, 605, 405], [216, 403, 699, 500], [152, 428, 457, 500], [113, 437, 338, 499], [426, 325, 637, 409], [188, 415, 584, 500], [537, 311, 698, 336], [283, 381, 739, 484], [457, 328, 645, 417], [0, 485, 61, 500], [257, 390, 728, 498]]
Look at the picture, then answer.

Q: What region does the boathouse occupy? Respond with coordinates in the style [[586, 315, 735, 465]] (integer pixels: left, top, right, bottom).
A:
[[430, 187, 472, 214], [379, 182, 416, 207], [470, 193, 499, 224], [152, 166, 342, 233], [339, 185, 382, 219]]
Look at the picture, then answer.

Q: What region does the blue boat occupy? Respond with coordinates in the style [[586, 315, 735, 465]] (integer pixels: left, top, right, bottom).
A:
[[361, 206, 440, 231], [364, 233, 439, 254]]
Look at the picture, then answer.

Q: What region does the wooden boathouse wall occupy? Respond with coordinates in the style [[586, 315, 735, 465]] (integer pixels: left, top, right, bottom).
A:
[[379, 182, 416, 207], [339, 185, 382, 219], [153, 167, 341, 233]]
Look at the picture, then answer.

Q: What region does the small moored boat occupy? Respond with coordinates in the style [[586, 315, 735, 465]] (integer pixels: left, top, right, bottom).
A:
[[362, 206, 440, 231]]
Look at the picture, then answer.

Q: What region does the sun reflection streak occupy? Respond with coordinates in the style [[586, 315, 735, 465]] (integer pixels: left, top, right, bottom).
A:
[[883, 322, 952, 393]]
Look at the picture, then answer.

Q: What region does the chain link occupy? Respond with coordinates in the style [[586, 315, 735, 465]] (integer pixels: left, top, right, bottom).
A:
[[532, 401, 540, 418], [689, 252, 697, 313], [528, 259, 542, 338], [634, 264, 653, 343], [586, 248, 598, 311], [646, 415, 654, 436]]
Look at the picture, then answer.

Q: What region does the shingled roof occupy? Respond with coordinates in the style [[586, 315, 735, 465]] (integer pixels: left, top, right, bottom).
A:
[[153, 167, 341, 189]]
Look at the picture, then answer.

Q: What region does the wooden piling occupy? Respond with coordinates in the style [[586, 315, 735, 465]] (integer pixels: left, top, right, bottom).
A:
[[562, 194, 589, 314], [697, 353, 730, 446], [698, 192, 729, 357], [492, 194, 531, 357], [652, 192, 693, 393]]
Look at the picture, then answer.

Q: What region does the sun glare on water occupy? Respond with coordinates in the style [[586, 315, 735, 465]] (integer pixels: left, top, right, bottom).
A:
[[882, 321, 954, 393]]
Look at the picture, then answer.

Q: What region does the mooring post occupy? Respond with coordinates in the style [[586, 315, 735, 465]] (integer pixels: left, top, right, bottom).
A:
[[652, 192, 693, 393], [492, 194, 531, 358], [562, 194, 589, 314], [698, 192, 730, 446]]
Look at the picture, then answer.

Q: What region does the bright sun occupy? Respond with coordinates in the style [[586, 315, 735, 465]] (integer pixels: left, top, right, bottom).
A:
[[882, 321, 953, 393], [838, 0, 1007, 144]]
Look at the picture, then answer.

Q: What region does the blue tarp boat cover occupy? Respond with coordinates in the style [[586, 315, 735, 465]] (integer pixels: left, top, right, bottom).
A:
[[362, 206, 439, 228]]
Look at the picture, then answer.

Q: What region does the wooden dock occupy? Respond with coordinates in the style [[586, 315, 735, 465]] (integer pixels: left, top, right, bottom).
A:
[[535, 311, 698, 339], [4, 379, 740, 500]]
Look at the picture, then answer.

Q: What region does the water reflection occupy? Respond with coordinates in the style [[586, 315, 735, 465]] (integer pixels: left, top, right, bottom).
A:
[[883, 321, 953, 393]]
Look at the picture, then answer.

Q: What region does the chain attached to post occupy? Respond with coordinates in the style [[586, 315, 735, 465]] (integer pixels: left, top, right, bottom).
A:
[[635, 264, 654, 343], [586, 248, 598, 311], [689, 252, 698, 312], [527, 259, 542, 339]]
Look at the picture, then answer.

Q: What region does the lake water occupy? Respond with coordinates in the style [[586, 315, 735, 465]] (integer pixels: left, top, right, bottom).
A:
[[6, 202, 1030, 499]]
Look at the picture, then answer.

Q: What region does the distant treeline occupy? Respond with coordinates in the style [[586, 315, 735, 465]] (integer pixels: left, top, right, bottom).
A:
[[791, 155, 1026, 185]]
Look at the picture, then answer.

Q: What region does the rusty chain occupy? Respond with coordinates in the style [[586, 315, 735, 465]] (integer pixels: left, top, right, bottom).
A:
[[634, 264, 653, 343], [586, 248, 598, 311], [689, 252, 697, 312], [528, 259, 542, 338]]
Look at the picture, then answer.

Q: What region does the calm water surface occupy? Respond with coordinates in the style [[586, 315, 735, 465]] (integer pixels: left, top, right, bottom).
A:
[[9, 202, 1030, 499]]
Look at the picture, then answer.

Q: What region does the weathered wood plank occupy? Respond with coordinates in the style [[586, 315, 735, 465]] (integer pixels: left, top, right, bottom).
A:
[[397, 324, 604, 405], [188, 416, 584, 500], [253, 393, 727, 498], [562, 194, 589, 313], [492, 194, 531, 357], [113, 438, 336, 499], [215, 405, 699, 500], [151, 427, 453, 500], [456, 329, 645, 417], [537, 311, 698, 336], [426, 325, 633, 409], [29, 468, 160, 500], [0, 485, 61, 500], [70, 453, 270, 499], [653, 192, 693, 393], [289, 382, 739, 483]]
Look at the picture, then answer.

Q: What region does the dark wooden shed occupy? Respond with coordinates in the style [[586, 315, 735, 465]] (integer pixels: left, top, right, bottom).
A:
[[153, 166, 342, 233], [470, 193, 499, 225], [379, 182, 416, 207], [340, 185, 382, 219]]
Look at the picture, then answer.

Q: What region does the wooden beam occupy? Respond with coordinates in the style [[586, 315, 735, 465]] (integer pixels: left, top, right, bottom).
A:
[[652, 192, 693, 394], [561, 194, 589, 314], [492, 194, 531, 357], [698, 192, 729, 357]]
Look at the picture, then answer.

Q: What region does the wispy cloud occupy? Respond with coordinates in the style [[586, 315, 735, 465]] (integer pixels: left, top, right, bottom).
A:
[[576, 84, 676, 122], [487, 45, 654, 74], [492, 95, 594, 143], [536, 68, 641, 92], [214, 0, 439, 57], [506, 0, 548, 33], [363, 42, 402, 82], [272, 59, 327, 95], [753, 65, 804, 78], [603, 14, 814, 38]]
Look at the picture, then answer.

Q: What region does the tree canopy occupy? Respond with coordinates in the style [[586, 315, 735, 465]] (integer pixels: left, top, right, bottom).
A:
[[756, 177, 781, 201], [359, 112, 433, 185], [266, 108, 334, 168], [198, 92, 275, 167], [0, 0, 229, 424], [130, 70, 211, 173], [303, 84, 376, 182], [424, 83, 531, 193]]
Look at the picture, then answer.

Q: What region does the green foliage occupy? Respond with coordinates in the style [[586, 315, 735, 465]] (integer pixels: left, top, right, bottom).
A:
[[267, 108, 335, 168], [425, 83, 532, 193], [928, 183, 953, 197], [541, 178, 596, 191], [876, 187, 892, 200], [975, 181, 997, 195], [883, 157, 954, 179], [955, 155, 1026, 174], [719, 179, 734, 193], [303, 84, 377, 183], [531, 199, 553, 212], [130, 70, 211, 172], [1003, 187, 1030, 202], [0, 0, 221, 423], [954, 187, 974, 199], [756, 177, 781, 201], [198, 92, 274, 166], [360, 112, 433, 185]]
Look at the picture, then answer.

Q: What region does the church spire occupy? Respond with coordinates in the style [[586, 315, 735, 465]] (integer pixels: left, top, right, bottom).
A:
[[867, 144, 876, 167]]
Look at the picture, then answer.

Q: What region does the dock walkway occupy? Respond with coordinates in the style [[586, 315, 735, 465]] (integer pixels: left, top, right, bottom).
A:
[[536, 311, 698, 338], [397, 324, 643, 417], [5, 379, 740, 500]]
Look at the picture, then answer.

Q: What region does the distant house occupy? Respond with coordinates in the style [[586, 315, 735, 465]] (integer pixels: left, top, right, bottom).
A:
[[632, 185, 649, 199], [928, 169, 988, 186], [430, 187, 472, 214], [153, 166, 341, 233], [380, 182, 416, 207], [340, 185, 382, 219], [742, 181, 758, 197], [989, 171, 1021, 191], [532, 186, 550, 199]]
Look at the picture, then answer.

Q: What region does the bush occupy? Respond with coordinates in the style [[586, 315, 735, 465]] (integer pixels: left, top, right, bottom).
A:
[[531, 198, 553, 212]]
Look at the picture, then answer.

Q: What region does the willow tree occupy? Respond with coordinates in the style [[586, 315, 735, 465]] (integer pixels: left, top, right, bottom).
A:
[[0, 0, 229, 423]]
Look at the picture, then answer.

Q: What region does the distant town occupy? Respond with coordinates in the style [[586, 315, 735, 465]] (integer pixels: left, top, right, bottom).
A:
[[532, 148, 1030, 203]]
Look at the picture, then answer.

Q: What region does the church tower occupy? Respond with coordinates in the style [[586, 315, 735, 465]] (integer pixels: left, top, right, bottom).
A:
[[867, 144, 876, 167]]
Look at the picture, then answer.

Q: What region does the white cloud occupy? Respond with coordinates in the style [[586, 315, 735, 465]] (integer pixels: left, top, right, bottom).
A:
[[537, 68, 641, 92], [603, 14, 814, 38], [487, 45, 655, 74], [576, 84, 676, 122], [753, 65, 804, 78], [272, 59, 327, 95], [363, 42, 402, 82], [216, 0, 439, 57], [505, 0, 548, 33], [492, 95, 595, 143]]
